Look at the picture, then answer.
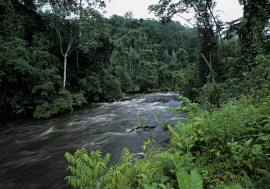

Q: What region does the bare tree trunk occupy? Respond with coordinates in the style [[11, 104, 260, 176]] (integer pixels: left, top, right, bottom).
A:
[[63, 55, 67, 87], [54, 26, 75, 87], [172, 49, 175, 64], [139, 61, 141, 76], [201, 53, 219, 107], [130, 46, 132, 71]]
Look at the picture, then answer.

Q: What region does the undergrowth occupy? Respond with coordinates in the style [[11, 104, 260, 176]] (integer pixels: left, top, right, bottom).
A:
[[65, 94, 270, 188]]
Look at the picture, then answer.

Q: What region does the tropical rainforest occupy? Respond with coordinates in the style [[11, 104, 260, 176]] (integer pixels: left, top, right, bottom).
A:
[[0, 0, 198, 119], [1, 0, 270, 188]]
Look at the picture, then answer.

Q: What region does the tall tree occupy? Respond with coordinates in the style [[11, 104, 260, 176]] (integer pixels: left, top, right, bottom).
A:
[[149, 0, 222, 85], [226, 0, 270, 76], [48, 0, 107, 87]]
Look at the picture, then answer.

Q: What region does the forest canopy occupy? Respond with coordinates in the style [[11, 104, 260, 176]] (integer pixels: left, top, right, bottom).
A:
[[0, 0, 199, 119], [0, 0, 269, 120]]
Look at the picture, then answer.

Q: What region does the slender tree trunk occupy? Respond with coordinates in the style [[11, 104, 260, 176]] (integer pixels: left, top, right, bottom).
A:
[[172, 49, 175, 64], [130, 46, 132, 71], [139, 61, 141, 76], [54, 26, 74, 87], [63, 55, 67, 87]]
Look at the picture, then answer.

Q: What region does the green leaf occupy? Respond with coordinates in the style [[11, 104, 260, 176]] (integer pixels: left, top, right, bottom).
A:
[[177, 167, 191, 189], [141, 183, 154, 189], [224, 183, 242, 189], [243, 160, 252, 170], [158, 184, 167, 189], [177, 142, 184, 148], [262, 123, 270, 131], [190, 168, 203, 189], [245, 138, 253, 146], [257, 134, 270, 141]]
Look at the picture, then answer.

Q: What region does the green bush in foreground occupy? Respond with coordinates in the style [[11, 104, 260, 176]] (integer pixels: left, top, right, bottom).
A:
[[65, 147, 136, 188], [167, 95, 270, 188], [65, 95, 270, 188]]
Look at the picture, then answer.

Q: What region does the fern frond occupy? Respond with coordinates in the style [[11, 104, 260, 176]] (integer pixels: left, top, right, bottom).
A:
[[237, 169, 253, 188], [256, 168, 270, 178], [257, 134, 270, 141]]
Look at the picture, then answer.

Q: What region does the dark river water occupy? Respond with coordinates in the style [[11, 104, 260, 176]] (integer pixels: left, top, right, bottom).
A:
[[0, 92, 183, 189]]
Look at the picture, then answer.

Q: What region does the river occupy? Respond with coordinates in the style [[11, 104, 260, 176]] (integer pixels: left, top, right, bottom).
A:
[[0, 92, 183, 189]]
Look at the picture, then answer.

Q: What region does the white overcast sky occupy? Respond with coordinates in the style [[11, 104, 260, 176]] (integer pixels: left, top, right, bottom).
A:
[[102, 0, 243, 26]]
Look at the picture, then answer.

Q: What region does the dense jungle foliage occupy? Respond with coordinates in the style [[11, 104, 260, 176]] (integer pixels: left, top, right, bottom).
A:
[[62, 0, 270, 188], [0, 0, 198, 119], [1, 0, 270, 188]]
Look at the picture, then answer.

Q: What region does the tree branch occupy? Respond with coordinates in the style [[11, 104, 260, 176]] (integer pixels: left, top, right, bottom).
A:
[[176, 14, 195, 27], [67, 48, 76, 57], [207, 3, 228, 63], [54, 26, 65, 57], [201, 53, 216, 75], [66, 28, 73, 55]]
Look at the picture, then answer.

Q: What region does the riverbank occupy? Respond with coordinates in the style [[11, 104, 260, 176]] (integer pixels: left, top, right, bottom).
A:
[[0, 90, 180, 122], [65, 95, 270, 188], [122, 95, 270, 188]]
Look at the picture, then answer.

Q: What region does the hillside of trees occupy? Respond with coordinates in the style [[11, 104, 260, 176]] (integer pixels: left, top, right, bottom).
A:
[[0, 0, 199, 119], [4, 0, 268, 120]]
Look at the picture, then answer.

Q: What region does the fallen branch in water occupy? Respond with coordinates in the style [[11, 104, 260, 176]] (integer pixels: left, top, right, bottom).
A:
[[129, 125, 158, 132]]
